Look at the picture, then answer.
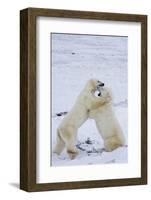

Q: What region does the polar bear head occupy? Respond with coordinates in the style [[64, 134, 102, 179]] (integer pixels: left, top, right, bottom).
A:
[[88, 86, 113, 112], [83, 79, 112, 111], [95, 87, 113, 102], [84, 79, 104, 93]]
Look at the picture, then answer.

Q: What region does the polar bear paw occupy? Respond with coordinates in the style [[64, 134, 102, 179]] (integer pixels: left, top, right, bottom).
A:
[[104, 136, 124, 152], [67, 149, 79, 160]]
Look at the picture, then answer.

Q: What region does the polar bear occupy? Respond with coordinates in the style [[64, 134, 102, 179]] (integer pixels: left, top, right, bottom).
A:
[[53, 79, 104, 159], [89, 87, 125, 152]]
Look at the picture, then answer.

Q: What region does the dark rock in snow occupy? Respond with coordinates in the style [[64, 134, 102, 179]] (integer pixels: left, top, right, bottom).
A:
[[85, 137, 93, 144], [56, 111, 68, 116]]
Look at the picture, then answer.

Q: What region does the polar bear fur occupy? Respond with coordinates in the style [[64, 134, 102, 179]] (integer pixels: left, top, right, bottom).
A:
[[53, 79, 105, 159], [89, 87, 125, 152]]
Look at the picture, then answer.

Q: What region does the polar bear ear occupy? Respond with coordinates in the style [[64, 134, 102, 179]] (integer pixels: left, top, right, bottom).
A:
[[90, 79, 99, 89], [85, 79, 95, 91], [108, 92, 113, 102], [106, 89, 113, 103], [106, 95, 112, 103]]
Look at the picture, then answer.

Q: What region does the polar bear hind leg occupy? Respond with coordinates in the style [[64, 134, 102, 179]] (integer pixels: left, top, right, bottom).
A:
[[58, 126, 79, 159], [53, 129, 65, 155], [104, 135, 124, 152], [63, 126, 79, 160]]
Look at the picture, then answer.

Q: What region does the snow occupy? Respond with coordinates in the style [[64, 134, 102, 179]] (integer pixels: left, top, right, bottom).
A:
[[51, 33, 128, 166]]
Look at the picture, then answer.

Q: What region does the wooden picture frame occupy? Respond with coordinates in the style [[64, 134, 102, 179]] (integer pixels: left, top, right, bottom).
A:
[[20, 7, 147, 192]]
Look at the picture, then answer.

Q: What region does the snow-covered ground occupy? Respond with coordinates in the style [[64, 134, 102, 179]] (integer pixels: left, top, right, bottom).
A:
[[51, 33, 128, 166]]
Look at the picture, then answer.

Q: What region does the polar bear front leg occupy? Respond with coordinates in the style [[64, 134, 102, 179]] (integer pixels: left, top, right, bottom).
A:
[[60, 126, 79, 160]]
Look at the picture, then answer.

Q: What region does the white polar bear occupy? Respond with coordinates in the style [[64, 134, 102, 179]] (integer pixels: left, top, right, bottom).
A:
[[53, 79, 104, 159], [89, 87, 125, 152]]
